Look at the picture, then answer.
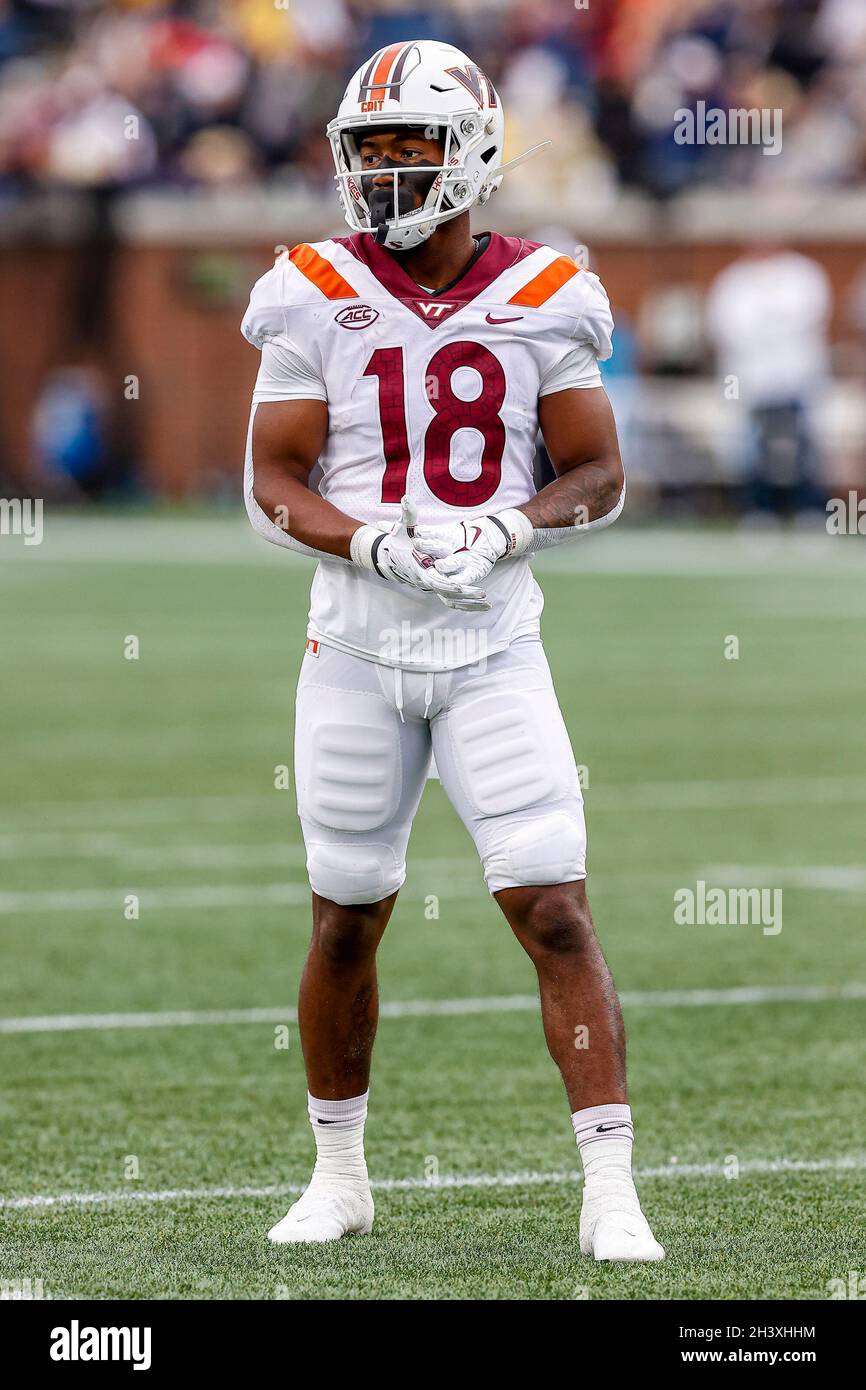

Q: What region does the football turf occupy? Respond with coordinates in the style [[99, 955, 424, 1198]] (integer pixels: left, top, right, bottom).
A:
[[1, 514, 864, 1300]]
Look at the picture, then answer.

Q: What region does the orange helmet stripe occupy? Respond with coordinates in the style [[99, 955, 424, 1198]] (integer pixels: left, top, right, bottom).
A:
[[289, 244, 357, 300], [369, 42, 407, 103], [508, 255, 580, 308]]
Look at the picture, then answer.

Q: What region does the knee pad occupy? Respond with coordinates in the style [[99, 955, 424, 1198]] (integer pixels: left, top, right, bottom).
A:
[[482, 811, 586, 894], [305, 842, 404, 906]]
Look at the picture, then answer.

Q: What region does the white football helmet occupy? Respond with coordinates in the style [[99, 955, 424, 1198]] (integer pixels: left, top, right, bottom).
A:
[[326, 39, 505, 251]]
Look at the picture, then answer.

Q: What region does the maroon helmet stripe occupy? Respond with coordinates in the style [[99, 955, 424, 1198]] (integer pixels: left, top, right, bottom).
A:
[[388, 43, 414, 99], [358, 49, 383, 100]]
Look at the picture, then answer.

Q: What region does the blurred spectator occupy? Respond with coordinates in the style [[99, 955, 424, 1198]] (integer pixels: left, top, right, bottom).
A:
[[31, 366, 112, 499], [638, 282, 706, 376], [706, 243, 832, 517]]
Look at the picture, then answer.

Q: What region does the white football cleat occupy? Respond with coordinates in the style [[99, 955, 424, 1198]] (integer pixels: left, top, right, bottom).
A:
[[267, 1177, 374, 1245], [581, 1208, 665, 1262], [580, 1182, 665, 1263]]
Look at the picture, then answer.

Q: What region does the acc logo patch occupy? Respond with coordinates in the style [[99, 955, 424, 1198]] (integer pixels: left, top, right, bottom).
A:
[[335, 304, 379, 330]]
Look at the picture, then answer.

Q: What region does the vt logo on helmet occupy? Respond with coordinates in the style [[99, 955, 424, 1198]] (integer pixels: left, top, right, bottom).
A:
[[326, 39, 507, 253]]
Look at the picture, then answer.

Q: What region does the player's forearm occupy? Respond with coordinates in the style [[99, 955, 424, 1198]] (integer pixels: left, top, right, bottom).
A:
[[519, 457, 625, 530], [252, 470, 360, 560], [249, 398, 360, 561], [475, 456, 624, 560]]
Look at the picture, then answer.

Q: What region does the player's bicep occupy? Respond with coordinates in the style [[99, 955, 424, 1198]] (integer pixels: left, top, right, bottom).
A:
[[252, 398, 329, 491], [538, 384, 622, 477], [249, 328, 329, 498]]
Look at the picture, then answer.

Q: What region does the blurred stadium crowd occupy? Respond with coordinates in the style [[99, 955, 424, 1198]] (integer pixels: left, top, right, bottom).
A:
[[2, 0, 866, 517], [2, 0, 866, 197]]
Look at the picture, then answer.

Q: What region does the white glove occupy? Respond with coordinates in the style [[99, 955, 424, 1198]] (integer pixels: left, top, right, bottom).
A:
[[350, 497, 491, 612], [413, 508, 534, 588]]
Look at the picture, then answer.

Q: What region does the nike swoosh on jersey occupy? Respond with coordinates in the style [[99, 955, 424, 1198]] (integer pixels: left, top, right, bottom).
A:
[[485, 313, 524, 324]]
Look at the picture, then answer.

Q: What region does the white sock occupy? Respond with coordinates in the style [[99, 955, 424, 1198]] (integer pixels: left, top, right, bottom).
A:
[[571, 1103, 640, 1211], [307, 1091, 369, 1186]]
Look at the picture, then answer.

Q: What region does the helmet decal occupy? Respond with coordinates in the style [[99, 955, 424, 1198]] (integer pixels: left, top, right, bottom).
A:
[[444, 64, 498, 109], [358, 42, 421, 109]]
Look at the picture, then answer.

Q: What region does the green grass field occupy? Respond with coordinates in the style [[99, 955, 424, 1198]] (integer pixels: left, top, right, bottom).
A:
[[1, 514, 864, 1300]]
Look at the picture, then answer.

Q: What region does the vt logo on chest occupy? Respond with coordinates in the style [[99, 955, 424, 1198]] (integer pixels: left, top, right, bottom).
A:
[[418, 301, 456, 319]]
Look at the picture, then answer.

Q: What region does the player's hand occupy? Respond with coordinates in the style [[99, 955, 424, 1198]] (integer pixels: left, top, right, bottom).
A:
[[382, 498, 491, 610], [413, 511, 533, 588], [350, 499, 491, 611]]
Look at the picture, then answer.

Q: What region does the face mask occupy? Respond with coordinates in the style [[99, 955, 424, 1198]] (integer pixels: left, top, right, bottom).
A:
[[362, 159, 439, 243]]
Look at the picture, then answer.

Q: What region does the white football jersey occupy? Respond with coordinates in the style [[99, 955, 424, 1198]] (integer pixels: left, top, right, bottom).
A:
[[242, 232, 613, 670]]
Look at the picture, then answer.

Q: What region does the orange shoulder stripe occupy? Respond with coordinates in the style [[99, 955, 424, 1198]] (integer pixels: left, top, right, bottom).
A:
[[289, 243, 357, 300], [508, 255, 580, 308]]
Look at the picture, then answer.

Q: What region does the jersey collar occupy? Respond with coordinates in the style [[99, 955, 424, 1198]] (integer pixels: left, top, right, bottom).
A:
[[337, 231, 538, 328]]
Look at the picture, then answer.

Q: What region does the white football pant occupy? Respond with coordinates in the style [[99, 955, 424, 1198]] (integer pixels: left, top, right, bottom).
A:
[[294, 636, 586, 905]]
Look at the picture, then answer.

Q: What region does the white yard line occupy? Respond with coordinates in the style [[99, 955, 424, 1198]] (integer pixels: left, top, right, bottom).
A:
[[0, 881, 492, 914], [21, 728, 285, 759], [4, 856, 865, 914], [704, 864, 866, 892], [3, 1154, 864, 1213], [593, 775, 866, 813], [0, 834, 309, 866], [0, 795, 274, 831], [2, 982, 864, 1036], [3, 774, 866, 833], [3, 519, 862, 576], [0, 884, 309, 913]]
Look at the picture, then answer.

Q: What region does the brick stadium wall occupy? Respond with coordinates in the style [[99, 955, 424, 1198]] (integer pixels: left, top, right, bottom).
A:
[[2, 239, 864, 497]]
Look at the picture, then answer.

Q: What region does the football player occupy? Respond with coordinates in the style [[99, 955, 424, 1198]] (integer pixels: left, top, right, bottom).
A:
[[241, 39, 663, 1262]]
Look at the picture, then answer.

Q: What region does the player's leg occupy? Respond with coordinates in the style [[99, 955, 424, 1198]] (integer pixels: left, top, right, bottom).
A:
[[495, 879, 626, 1109], [268, 644, 431, 1244], [494, 879, 661, 1260], [269, 891, 394, 1245], [432, 638, 663, 1262], [298, 889, 396, 1101]]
